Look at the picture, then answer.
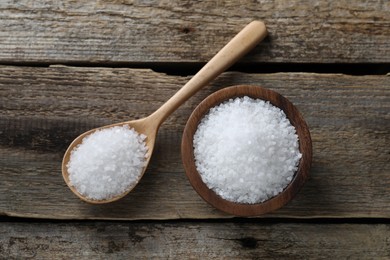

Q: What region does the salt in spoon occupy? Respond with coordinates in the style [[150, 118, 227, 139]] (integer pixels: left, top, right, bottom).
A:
[[62, 21, 268, 204]]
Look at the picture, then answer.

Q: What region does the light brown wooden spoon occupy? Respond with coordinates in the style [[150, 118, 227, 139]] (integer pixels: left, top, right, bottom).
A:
[[181, 85, 312, 216], [62, 21, 268, 204]]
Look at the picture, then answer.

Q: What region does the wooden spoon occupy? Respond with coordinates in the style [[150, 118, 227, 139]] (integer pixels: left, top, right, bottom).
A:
[[62, 21, 268, 204], [181, 85, 312, 216]]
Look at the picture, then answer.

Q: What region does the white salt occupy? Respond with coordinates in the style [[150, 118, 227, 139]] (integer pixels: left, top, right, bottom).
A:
[[193, 96, 302, 204], [67, 125, 148, 200]]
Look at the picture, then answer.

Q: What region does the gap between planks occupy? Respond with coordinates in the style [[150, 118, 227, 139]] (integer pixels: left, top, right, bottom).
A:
[[0, 62, 389, 77]]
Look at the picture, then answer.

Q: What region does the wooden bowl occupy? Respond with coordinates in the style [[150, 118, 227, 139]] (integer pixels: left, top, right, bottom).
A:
[[181, 85, 312, 216]]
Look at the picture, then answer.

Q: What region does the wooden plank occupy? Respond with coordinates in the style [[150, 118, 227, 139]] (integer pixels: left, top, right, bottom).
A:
[[0, 65, 389, 220], [0, 221, 389, 259], [0, 0, 389, 64]]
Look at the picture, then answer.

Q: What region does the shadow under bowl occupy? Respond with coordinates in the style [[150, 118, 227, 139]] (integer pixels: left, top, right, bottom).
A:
[[181, 85, 312, 216]]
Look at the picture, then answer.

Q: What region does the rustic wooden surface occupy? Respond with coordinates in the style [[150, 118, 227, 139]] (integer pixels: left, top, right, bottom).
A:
[[0, 66, 388, 220], [1, 221, 389, 259], [1, 0, 389, 258], [0, 0, 389, 64]]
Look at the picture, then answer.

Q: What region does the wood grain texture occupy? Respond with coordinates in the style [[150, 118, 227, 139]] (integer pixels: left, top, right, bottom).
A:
[[0, 221, 389, 259], [0, 65, 389, 220], [0, 0, 389, 64]]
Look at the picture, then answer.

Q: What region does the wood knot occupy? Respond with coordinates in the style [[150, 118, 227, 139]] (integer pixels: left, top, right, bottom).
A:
[[180, 26, 195, 34], [238, 237, 258, 249]]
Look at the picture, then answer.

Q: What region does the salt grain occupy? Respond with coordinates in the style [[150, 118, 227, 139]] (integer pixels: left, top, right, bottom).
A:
[[67, 125, 148, 200], [193, 96, 302, 204]]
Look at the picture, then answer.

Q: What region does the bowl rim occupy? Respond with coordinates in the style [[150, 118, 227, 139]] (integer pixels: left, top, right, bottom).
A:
[[181, 85, 312, 216]]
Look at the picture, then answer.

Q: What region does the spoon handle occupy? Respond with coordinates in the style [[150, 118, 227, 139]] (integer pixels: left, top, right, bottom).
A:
[[150, 21, 267, 125]]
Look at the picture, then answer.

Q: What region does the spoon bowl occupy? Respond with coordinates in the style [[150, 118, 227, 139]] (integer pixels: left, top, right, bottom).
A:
[[61, 117, 157, 204], [62, 21, 268, 203], [181, 85, 312, 216]]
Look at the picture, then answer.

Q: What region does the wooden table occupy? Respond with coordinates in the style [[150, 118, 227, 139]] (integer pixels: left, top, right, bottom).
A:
[[1, 1, 389, 258]]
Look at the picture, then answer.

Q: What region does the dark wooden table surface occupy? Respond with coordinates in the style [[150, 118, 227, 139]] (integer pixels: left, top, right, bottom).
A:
[[1, 0, 389, 258]]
